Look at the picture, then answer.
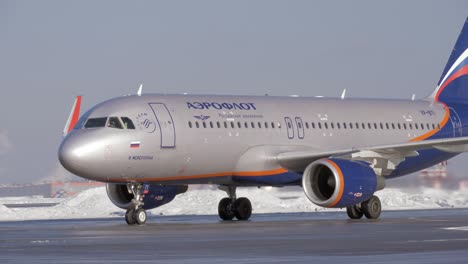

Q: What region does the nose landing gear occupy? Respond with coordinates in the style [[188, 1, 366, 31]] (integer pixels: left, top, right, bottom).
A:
[[218, 186, 252, 221], [125, 183, 147, 225]]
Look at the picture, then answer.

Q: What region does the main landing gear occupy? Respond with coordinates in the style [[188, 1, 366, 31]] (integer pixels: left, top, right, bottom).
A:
[[125, 183, 147, 226], [346, 195, 381, 220], [218, 186, 252, 221]]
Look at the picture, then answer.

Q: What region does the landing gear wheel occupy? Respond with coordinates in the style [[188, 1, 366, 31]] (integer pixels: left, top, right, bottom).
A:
[[234, 197, 252, 221], [125, 208, 137, 225], [346, 205, 364, 219], [218, 197, 235, 220], [135, 208, 147, 225], [362, 195, 381, 219]]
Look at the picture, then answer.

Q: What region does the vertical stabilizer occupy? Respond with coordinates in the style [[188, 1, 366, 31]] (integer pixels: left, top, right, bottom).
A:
[[63, 96, 82, 136], [430, 17, 468, 104]]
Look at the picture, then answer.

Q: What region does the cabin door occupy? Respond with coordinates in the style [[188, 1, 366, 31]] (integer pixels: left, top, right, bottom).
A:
[[149, 103, 176, 148]]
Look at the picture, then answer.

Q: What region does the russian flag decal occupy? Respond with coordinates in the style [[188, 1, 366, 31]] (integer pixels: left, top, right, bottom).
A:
[[130, 141, 141, 148]]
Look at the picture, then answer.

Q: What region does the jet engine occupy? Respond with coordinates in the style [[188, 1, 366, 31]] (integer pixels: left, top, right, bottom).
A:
[[106, 183, 188, 210], [302, 158, 385, 208]]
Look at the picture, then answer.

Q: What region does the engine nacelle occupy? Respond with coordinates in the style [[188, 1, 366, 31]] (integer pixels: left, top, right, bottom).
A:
[[302, 158, 385, 208], [106, 183, 188, 210]]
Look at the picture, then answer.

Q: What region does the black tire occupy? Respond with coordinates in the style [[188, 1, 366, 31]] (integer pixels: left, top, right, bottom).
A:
[[362, 195, 382, 219], [125, 208, 137, 225], [135, 208, 147, 225], [346, 205, 364, 219], [218, 197, 235, 220], [234, 197, 252, 221]]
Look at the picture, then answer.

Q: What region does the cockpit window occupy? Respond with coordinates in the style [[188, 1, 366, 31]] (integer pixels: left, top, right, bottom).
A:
[[121, 117, 135, 129], [107, 117, 123, 129], [84, 117, 108, 128]]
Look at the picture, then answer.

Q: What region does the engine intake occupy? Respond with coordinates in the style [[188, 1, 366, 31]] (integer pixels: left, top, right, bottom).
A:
[[106, 183, 188, 210], [302, 158, 384, 208]]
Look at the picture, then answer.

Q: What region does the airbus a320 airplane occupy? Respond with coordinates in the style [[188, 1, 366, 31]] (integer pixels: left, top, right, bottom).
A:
[[59, 18, 468, 225]]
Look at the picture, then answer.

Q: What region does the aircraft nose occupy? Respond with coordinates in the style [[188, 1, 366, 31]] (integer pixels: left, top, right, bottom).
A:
[[58, 137, 83, 176]]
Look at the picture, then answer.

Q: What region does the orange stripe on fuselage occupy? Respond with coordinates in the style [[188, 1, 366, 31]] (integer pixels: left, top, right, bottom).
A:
[[119, 167, 289, 183], [326, 159, 344, 208], [409, 105, 450, 142]]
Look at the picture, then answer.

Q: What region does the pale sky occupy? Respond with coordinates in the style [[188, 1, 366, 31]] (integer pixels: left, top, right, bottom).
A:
[[0, 1, 467, 184]]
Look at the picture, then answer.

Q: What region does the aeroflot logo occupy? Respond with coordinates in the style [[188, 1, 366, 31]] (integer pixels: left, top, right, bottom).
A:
[[187, 102, 257, 110]]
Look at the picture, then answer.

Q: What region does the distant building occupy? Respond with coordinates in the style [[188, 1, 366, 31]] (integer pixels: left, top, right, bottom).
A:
[[419, 161, 448, 189], [51, 181, 104, 197], [0, 180, 104, 198]]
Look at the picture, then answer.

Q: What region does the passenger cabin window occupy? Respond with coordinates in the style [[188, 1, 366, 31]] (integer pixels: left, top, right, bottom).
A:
[[121, 117, 135, 129], [108, 117, 123, 129], [84, 117, 108, 128]]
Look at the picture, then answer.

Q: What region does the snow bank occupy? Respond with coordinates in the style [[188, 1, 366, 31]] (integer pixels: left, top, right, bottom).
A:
[[1, 186, 468, 221]]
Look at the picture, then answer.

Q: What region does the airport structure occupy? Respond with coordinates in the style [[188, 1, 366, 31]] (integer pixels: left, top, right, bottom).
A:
[[0, 180, 104, 198]]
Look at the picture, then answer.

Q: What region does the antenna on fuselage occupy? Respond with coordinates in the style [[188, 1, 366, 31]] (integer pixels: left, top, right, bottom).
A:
[[137, 84, 143, 96], [341, 89, 346, 100]]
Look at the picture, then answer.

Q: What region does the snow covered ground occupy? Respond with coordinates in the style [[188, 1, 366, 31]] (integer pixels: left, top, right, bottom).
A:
[[0, 186, 468, 221]]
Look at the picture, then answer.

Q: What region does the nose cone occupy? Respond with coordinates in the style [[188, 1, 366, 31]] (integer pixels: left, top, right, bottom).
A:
[[58, 133, 105, 180], [58, 136, 84, 176]]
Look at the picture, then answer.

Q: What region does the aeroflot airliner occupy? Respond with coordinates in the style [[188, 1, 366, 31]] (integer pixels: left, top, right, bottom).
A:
[[59, 18, 468, 225]]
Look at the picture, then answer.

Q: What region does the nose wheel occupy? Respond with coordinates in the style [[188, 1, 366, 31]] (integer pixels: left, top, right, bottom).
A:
[[218, 186, 252, 221], [125, 183, 147, 225]]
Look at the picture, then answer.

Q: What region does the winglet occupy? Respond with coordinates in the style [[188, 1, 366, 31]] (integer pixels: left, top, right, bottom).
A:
[[63, 96, 82, 136], [137, 84, 143, 96], [340, 89, 346, 100]]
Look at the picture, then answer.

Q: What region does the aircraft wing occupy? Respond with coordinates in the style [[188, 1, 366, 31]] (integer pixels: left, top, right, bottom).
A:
[[276, 136, 468, 174]]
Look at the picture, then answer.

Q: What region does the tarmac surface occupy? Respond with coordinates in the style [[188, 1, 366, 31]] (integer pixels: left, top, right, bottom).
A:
[[1, 209, 468, 264]]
